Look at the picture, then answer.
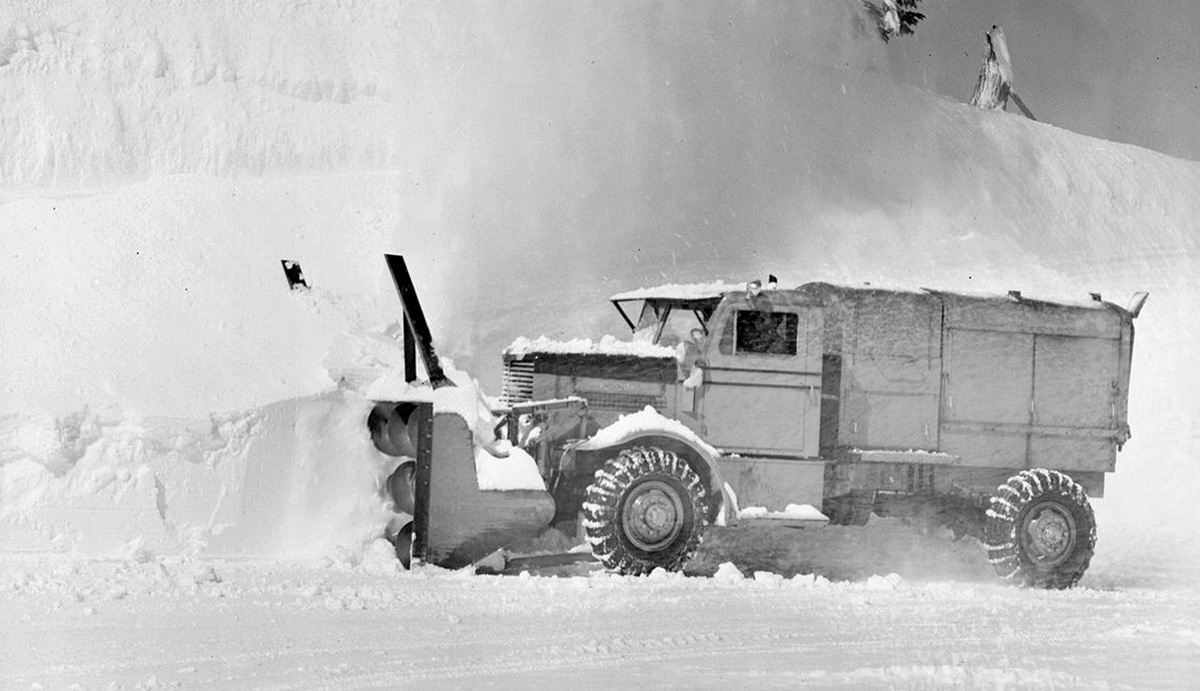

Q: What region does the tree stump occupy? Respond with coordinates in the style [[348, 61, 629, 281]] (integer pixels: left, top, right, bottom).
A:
[[970, 25, 1012, 109], [970, 25, 1036, 120]]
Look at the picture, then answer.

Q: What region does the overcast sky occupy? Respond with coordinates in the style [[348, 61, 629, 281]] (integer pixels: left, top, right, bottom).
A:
[[886, 0, 1200, 161]]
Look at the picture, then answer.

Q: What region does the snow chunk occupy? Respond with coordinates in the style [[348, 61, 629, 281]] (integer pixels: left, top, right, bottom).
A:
[[432, 376, 493, 433], [713, 562, 745, 581], [361, 375, 435, 406], [474, 441, 546, 492], [737, 504, 828, 521], [753, 571, 785, 586], [505, 335, 676, 359], [782, 504, 828, 521], [576, 406, 719, 458], [865, 573, 905, 591], [359, 539, 404, 575], [789, 573, 823, 588]]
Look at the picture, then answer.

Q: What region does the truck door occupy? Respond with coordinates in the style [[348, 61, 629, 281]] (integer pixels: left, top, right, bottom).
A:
[[696, 293, 823, 457]]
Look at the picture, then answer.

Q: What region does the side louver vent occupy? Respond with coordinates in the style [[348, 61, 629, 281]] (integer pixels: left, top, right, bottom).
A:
[[579, 391, 665, 414], [500, 359, 535, 406]]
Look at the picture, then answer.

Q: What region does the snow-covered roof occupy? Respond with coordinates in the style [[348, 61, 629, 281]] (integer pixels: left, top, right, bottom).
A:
[[802, 282, 1113, 311], [798, 281, 930, 296], [609, 281, 745, 302], [611, 280, 1113, 313], [505, 335, 677, 359], [920, 287, 1111, 310]]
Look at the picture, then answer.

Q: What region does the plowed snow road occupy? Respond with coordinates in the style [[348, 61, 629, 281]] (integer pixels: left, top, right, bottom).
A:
[[3, 544, 1197, 690]]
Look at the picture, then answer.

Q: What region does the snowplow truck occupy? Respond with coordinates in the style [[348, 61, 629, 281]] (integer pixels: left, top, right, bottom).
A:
[[370, 255, 1146, 589]]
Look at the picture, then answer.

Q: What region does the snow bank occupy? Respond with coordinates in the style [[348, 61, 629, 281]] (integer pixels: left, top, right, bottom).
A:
[[0, 0, 411, 187], [0, 173, 433, 419], [0, 393, 398, 559]]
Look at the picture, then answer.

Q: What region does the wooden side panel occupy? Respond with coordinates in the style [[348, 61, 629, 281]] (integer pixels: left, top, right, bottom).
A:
[[942, 295, 1120, 338], [840, 392, 939, 449], [938, 298, 1126, 471], [1033, 335, 1119, 428], [839, 292, 942, 450], [717, 457, 826, 511], [702, 376, 821, 454], [940, 427, 1029, 468], [940, 329, 1032, 467], [945, 329, 1033, 424], [422, 413, 555, 569], [1030, 435, 1116, 472]]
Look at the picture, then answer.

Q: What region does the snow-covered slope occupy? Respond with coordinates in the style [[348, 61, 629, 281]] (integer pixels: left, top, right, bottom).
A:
[[0, 0, 1197, 582]]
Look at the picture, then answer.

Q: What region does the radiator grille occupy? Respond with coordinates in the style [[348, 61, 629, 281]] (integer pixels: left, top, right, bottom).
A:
[[578, 391, 664, 413], [500, 360, 535, 406]]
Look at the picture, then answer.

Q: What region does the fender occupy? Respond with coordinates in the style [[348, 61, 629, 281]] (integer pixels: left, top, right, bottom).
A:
[[569, 413, 739, 526]]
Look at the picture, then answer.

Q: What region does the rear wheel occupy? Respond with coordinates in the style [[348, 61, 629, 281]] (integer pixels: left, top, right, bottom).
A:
[[583, 447, 708, 576], [984, 469, 1096, 589]]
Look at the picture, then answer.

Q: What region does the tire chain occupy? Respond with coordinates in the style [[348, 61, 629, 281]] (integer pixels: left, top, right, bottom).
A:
[[983, 468, 1096, 589], [583, 446, 708, 576]]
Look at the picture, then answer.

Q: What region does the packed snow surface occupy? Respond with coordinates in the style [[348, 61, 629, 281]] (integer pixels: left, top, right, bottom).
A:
[[2, 546, 1198, 689]]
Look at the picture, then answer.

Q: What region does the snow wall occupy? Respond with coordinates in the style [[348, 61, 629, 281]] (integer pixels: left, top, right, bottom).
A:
[[1, 0, 1197, 585]]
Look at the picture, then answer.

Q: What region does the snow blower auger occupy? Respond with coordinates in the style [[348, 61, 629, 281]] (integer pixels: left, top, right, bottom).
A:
[[370, 254, 559, 570]]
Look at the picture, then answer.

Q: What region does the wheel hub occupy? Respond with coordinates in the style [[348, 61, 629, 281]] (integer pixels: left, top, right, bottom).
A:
[[1021, 502, 1077, 566], [622, 480, 685, 552]]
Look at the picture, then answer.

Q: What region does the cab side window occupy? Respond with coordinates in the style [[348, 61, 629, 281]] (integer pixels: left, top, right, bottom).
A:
[[735, 310, 798, 355]]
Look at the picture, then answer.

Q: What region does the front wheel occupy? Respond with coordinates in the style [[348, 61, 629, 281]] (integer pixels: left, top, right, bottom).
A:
[[583, 447, 708, 576], [984, 469, 1096, 589]]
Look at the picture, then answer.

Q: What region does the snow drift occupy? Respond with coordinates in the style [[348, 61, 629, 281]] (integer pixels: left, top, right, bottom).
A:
[[0, 0, 1197, 583]]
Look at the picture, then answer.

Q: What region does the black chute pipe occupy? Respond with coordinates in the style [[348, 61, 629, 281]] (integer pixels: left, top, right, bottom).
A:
[[385, 254, 452, 389]]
